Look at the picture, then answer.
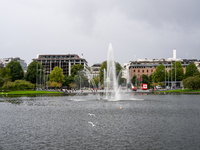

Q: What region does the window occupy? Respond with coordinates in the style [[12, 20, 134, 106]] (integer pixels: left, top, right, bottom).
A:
[[138, 70, 140, 72], [142, 70, 144, 73]]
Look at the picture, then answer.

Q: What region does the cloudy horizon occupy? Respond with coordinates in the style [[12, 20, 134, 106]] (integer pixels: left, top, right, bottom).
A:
[[1, 0, 200, 66]]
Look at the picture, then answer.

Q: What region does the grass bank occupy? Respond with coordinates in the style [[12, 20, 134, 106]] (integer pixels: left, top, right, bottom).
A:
[[0, 90, 63, 95], [155, 89, 200, 94]]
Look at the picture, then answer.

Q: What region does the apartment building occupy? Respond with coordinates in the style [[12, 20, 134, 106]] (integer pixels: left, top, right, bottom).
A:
[[33, 54, 88, 76], [90, 63, 101, 78], [0, 57, 27, 72]]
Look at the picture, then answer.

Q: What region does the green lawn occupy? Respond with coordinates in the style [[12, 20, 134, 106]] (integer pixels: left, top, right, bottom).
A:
[[156, 89, 200, 93], [0, 90, 63, 95]]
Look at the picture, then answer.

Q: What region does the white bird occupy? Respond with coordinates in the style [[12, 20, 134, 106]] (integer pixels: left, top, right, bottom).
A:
[[88, 122, 96, 127], [88, 113, 95, 117]]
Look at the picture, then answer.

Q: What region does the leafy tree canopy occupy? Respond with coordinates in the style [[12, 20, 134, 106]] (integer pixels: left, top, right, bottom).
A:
[[185, 63, 199, 78], [74, 71, 89, 89], [0, 68, 12, 79], [141, 74, 151, 89], [63, 75, 74, 87], [152, 64, 166, 83], [169, 61, 184, 81], [99, 61, 122, 83], [3, 80, 34, 90], [71, 64, 84, 77], [183, 76, 200, 90], [0, 77, 10, 87], [131, 75, 139, 86], [6, 61, 24, 81], [24, 61, 43, 83], [49, 66, 65, 83]]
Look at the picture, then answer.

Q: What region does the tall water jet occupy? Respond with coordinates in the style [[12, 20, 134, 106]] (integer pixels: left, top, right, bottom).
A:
[[105, 44, 120, 100]]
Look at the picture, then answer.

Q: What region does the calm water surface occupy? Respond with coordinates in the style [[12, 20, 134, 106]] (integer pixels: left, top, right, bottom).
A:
[[0, 94, 200, 150]]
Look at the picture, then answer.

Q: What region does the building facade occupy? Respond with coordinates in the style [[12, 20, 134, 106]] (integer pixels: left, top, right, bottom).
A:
[[0, 57, 27, 72], [129, 58, 199, 80], [90, 63, 101, 78], [33, 54, 88, 76], [195, 61, 200, 72]]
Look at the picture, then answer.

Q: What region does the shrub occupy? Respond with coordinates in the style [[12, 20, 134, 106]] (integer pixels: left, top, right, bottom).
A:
[[3, 80, 34, 90]]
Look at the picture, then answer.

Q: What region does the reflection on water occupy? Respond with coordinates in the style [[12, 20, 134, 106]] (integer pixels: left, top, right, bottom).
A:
[[0, 94, 200, 149]]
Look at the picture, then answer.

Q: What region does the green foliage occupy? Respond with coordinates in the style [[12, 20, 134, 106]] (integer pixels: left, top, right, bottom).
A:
[[183, 76, 200, 90], [71, 64, 84, 77], [0, 68, 12, 86], [47, 81, 62, 88], [99, 61, 122, 83], [118, 77, 126, 86], [151, 82, 165, 88], [6, 61, 24, 81], [2, 80, 34, 90], [141, 74, 151, 89], [185, 63, 199, 78], [63, 75, 74, 87], [92, 76, 100, 88], [131, 75, 139, 86], [74, 71, 89, 89], [49, 66, 65, 83], [0, 68, 12, 79], [24, 61, 43, 83], [152, 64, 166, 83], [0, 77, 11, 87], [171, 61, 184, 81], [69, 83, 78, 89]]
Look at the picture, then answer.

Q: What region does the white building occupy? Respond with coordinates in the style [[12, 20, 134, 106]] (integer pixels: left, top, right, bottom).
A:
[[122, 63, 131, 83], [0, 57, 27, 72]]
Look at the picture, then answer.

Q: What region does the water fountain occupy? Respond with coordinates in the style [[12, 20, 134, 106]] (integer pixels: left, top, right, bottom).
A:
[[104, 43, 121, 100]]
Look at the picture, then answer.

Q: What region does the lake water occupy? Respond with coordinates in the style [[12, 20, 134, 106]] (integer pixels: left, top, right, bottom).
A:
[[0, 94, 200, 150]]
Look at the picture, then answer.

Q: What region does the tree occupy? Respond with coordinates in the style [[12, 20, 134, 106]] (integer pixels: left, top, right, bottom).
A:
[[71, 64, 84, 77], [0, 68, 12, 86], [24, 61, 43, 83], [92, 76, 100, 88], [171, 61, 184, 81], [63, 75, 74, 87], [152, 64, 166, 83], [131, 75, 139, 86], [99, 61, 122, 83], [118, 77, 126, 86], [183, 76, 200, 90], [0, 68, 12, 79], [141, 74, 151, 89], [6, 61, 24, 81], [74, 71, 89, 89], [49, 66, 65, 83], [0, 77, 10, 87], [47, 81, 62, 89], [3, 80, 34, 90], [185, 63, 199, 78]]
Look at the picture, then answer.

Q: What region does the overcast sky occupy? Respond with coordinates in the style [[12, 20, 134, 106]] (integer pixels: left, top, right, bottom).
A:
[[1, 0, 200, 66]]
